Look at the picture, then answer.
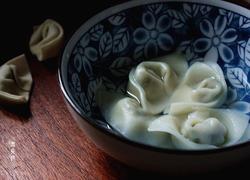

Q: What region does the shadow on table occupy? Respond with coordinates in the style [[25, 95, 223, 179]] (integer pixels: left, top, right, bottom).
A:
[[0, 103, 32, 121]]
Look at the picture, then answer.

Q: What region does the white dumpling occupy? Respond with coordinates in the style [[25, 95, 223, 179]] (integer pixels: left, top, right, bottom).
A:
[[96, 89, 172, 148], [127, 61, 178, 114], [163, 62, 227, 113], [148, 115, 216, 149], [180, 111, 227, 146], [149, 104, 249, 150], [127, 53, 188, 115], [29, 19, 64, 61]]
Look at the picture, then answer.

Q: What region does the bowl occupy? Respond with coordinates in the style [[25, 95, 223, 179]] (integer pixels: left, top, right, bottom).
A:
[[59, 0, 250, 174]]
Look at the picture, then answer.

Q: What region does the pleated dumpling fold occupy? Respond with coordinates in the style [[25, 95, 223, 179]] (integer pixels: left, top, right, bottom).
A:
[[163, 62, 227, 113], [0, 54, 33, 105], [29, 19, 64, 61], [127, 61, 178, 114]]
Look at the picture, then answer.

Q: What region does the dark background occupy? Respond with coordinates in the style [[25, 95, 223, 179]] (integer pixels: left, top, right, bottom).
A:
[[0, 0, 127, 61], [0, 0, 247, 61], [0, 0, 249, 178]]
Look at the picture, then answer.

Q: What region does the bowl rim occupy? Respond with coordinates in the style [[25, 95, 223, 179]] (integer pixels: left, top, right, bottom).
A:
[[59, 0, 250, 154]]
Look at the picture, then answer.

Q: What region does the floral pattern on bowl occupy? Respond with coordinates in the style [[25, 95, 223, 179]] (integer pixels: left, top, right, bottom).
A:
[[63, 1, 250, 138]]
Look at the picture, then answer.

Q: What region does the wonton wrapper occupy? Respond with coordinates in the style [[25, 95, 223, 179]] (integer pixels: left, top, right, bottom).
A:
[[149, 104, 249, 150], [0, 54, 33, 105], [29, 19, 64, 61], [127, 54, 188, 114], [163, 62, 227, 113], [96, 89, 173, 148]]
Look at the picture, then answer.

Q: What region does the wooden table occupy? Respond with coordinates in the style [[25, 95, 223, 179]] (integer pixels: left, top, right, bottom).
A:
[[0, 1, 249, 179]]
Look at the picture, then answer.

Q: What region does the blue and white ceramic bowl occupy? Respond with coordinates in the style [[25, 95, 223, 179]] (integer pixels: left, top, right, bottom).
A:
[[59, 0, 250, 173]]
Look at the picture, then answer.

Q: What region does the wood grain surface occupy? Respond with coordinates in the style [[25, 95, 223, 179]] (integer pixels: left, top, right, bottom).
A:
[[0, 57, 131, 179], [0, 1, 249, 179]]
